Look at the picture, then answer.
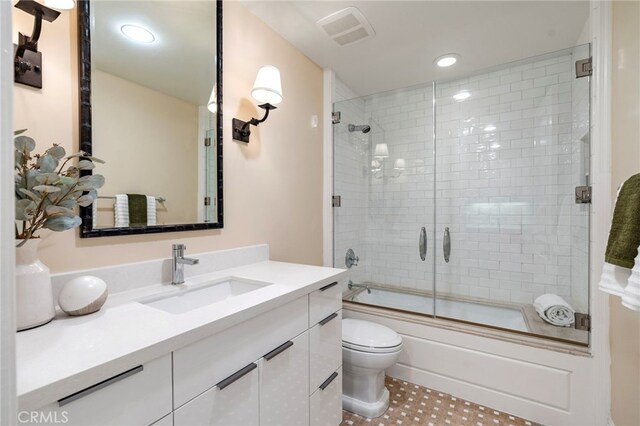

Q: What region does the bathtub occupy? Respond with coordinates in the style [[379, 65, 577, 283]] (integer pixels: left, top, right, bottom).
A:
[[346, 287, 528, 332], [342, 285, 596, 425]]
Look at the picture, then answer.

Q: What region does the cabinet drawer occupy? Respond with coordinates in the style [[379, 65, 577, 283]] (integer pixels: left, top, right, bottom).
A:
[[34, 354, 172, 426], [310, 368, 342, 426], [310, 309, 342, 394], [173, 296, 308, 407], [259, 331, 309, 426], [174, 363, 259, 426], [309, 281, 342, 326]]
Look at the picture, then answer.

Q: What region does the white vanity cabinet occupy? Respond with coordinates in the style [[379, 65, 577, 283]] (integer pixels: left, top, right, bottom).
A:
[[174, 363, 260, 426], [173, 280, 343, 426], [258, 331, 310, 426], [35, 354, 173, 426], [29, 279, 344, 426]]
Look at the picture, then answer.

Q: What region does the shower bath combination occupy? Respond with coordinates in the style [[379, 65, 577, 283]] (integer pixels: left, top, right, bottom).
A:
[[348, 124, 371, 133]]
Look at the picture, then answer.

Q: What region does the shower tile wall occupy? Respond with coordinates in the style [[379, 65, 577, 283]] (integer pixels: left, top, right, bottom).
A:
[[434, 51, 588, 310]]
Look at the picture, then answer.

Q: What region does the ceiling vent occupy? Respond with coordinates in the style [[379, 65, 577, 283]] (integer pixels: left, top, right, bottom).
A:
[[316, 7, 375, 47]]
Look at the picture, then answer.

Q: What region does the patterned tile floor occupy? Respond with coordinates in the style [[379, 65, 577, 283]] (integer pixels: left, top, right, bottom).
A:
[[341, 377, 542, 426]]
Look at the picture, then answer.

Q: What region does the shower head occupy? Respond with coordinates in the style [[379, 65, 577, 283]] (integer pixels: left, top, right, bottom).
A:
[[348, 124, 371, 134]]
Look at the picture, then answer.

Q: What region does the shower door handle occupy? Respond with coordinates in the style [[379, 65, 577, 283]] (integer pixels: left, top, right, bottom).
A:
[[443, 227, 451, 263], [419, 227, 427, 261]]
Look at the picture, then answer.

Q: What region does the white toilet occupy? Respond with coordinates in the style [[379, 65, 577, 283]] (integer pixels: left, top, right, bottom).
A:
[[341, 318, 403, 418]]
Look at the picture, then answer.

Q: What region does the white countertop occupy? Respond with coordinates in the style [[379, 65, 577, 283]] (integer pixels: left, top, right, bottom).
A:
[[16, 260, 347, 410]]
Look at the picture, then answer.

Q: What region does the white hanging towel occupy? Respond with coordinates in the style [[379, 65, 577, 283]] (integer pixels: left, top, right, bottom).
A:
[[146, 195, 157, 226], [114, 194, 129, 227], [533, 294, 575, 327], [114, 194, 158, 227], [621, 249, 640, 311]]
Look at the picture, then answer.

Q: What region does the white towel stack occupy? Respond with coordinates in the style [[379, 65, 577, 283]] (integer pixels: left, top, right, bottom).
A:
[[114, 194, 157, 227], [533, 294, 575, 327]]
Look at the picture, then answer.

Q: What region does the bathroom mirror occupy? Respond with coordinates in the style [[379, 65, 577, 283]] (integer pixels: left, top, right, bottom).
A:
[[77, 0, 223, 237]]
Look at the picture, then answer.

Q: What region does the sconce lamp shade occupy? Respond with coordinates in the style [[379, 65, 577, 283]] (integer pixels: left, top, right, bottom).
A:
[[207, 86, 217, 113], [374, 143, 389, 158], [44, 0, 75, 9], [251, 65, 283, 105], [394, 158, 406, 170]]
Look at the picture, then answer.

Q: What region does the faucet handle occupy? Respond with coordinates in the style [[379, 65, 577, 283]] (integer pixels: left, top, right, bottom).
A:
[[173, 243, 186, 251]]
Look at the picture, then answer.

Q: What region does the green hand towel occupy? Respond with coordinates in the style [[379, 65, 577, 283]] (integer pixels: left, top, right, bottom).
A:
[[605, 173, 640, 268], [127, 194, 148, 227]]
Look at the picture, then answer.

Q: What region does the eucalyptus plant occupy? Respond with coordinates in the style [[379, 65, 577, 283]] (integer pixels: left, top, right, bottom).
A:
[[14, 130, 105, 246]]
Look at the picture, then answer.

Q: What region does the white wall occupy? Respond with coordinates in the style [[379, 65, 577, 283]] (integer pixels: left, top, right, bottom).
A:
[[92, 69, 199, 226], [0, 1, 17, 424]]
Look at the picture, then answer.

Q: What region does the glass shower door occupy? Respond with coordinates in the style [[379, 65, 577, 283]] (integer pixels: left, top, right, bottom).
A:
[[334, 83, 436, 313], [433, 46, 591, 345]]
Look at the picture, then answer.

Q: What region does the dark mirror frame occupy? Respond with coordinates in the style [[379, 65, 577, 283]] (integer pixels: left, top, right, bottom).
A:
[[78, 0, 223, 238]]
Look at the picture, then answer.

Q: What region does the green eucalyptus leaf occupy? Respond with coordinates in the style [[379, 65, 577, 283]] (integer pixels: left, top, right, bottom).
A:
[[57, 176, 76, 186], [14, 136, 36, 152], [25, 170, 40, 190], [35, 173, 60, 185], [77, 160, 95, 170], [16, 199, 36, 221], [45, 205, 75, 217], [77, 191, 97, 207], [43, 215, 81, 232], [37, 154, 58, 173], [85, 155, 105, 164], [58, 199, 77, 209], [19, 188, 40, 201], [33, 185, 61, 193], [47, 145, 66, 160], [77, 174, 105, 190], [14, 129, 27, 136]]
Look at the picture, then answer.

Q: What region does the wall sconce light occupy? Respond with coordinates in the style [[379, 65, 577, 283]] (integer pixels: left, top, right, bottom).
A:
[[374, 143, 389, 158], [232, 65, 283, 143], [13, 0, 62, 89]]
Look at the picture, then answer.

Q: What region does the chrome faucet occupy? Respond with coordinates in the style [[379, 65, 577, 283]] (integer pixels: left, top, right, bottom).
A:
[[348, 280, 371, 294], [171, 244, 199, 285]]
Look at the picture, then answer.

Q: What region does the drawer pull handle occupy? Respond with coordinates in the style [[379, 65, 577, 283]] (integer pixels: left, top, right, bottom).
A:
[[319, 282, 338, 292], [264, 340, 294, 361], [319, 372, 339, 391], [217, 363, 257, 390], [319, 312, 338, 326], [58, 365, 143, 407]]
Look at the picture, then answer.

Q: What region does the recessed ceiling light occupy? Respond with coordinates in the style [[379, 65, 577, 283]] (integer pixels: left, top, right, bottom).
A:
[[453, 91, 471, 102], [484, 124, 497, 132], [120, 24, 155, 43], [434, 53, 460, 68]]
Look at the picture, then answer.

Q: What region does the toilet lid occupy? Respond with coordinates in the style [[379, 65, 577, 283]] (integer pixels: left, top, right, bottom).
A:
[[342, 319, 402, 352]]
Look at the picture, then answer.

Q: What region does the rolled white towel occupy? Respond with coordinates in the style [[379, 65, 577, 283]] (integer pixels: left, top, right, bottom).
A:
[[533, 294, 575, 327]]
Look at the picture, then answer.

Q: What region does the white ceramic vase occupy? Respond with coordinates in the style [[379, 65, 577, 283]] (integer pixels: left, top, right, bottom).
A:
[[16, 239, 55, 331]]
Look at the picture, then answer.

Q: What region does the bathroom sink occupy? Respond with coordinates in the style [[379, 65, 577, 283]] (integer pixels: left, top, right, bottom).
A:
[[140, 277, 272, 314]]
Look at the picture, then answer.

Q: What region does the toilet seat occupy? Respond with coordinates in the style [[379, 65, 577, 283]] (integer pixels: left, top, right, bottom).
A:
[[342, 319, 402, 353], [342, 341, 402, 354]]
